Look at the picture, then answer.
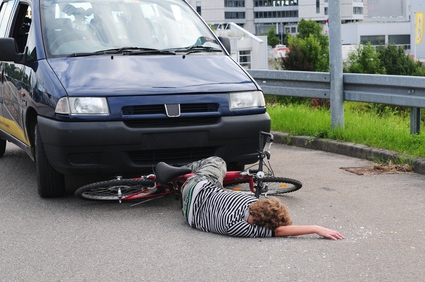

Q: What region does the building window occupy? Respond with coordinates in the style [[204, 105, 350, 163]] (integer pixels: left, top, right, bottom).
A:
[[254, 0, 298, 7], [360, 35, 385, 45], [388, 34, 410, 45], [316, 0, 320, 13], [254, 10, 298, 19], [196, 1, 201, 15], [225, 0, 245, 7], [239, 50, 251, 69], [353, 7, 363, 15], [225, 12, 246, 19]]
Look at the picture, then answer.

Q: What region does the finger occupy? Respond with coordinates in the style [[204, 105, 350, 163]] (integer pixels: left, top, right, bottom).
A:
[[333, 232, 344, 240], [326, 232, 344, 240]]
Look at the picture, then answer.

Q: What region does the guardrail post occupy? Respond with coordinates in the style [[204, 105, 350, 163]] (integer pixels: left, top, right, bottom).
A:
[[329, 0, 344, 129], [410, 107, 421, 134]]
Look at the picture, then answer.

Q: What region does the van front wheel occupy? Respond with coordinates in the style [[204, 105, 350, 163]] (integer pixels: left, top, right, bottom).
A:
[[35, 124, 66, 198]]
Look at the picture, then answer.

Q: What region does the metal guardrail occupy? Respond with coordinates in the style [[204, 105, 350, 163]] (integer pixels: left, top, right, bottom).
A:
[[248, 69, 425, 134]]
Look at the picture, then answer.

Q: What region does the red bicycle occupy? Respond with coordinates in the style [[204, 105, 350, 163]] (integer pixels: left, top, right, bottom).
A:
[[75, 131, 302, 204]]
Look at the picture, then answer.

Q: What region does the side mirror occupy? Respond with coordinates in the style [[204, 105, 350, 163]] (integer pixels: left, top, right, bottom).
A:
[[218, 36, 231, 53], [0, 38, 24, 62]]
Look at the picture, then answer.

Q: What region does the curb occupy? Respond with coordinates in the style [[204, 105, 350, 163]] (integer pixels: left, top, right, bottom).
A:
[[271, 131, 425, 175]]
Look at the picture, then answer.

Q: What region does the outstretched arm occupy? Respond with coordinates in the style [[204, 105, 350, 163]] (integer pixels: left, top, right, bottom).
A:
[[274, 225, 344, 240]]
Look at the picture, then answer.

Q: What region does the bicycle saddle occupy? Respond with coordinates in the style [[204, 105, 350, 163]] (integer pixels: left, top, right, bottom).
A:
[[155, 162, 192, 184]]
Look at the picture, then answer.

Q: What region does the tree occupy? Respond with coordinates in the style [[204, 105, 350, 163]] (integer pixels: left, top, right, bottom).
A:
[[283, 35, 326, 71], [267, 27, 280, 47], [281, 19, 329, 72], [279, 20, 330, 107], [377, 44, 425, 76], [343, 43, 385, 74], [280, 39, 314, 71], [344, 43, 425, 76], [344, 43, 425, 115], [297, 18, 328, 49]]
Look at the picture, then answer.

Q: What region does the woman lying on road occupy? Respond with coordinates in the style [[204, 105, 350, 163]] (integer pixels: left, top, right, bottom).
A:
[[181, 156, 344, 240]]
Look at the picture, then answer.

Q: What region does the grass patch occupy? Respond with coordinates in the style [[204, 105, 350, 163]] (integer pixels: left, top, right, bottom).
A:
[[267, 102, 425, 158]]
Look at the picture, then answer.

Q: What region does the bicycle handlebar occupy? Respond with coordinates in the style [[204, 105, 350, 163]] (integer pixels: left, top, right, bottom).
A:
[[259, 131, 273, 152], [260, 131, 273, 140]]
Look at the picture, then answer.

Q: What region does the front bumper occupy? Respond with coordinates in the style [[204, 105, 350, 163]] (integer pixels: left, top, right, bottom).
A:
[[37, 113, 270, 176]]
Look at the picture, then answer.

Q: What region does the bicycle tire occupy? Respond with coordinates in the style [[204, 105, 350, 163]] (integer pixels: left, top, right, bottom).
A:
[[224, 177, 302, 196], [75, 178, 155, 201]]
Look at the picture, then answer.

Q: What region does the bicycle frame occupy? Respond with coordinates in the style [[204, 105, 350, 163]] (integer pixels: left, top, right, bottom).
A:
[[122, 170, 258, 203]]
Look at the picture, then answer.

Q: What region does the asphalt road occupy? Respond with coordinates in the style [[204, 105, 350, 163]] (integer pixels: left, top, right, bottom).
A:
[[1, 142, 424, 281]]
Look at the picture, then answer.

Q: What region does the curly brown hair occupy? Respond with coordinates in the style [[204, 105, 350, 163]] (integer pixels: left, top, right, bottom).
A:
[[249, 197, 292, 230]]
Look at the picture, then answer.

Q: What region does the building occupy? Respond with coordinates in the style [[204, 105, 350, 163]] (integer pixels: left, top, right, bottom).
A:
[[189, 0, 414, 67], [214, 22, 269, 69], [188, 0, 366, 68], [342, 0, 411, 50], [364, 0, 409, 20], [188, 0, 364, 41], [341, 21, 410, 49]]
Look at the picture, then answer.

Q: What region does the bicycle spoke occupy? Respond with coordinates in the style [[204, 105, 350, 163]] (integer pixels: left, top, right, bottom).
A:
[[75, 179, 155, 201], [224, 177, 302, 196]]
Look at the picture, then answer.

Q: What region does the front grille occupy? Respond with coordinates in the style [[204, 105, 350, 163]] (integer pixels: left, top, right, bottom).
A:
[[122, 103, 219, 115], [128, 147, 216, 165], [122, 105, 164, 115], [122, 103, 221, 128]]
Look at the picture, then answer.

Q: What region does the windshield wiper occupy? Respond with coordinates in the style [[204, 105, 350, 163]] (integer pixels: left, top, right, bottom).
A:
[[68, 47, 176, 57], [174, 45, 223, 55]]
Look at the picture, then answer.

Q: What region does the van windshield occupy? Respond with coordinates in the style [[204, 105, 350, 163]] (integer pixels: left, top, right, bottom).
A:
[[40, 0, 222, 57]]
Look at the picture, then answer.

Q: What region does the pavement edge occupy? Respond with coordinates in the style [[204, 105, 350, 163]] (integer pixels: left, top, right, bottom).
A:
[[272, 131, 425, 175]]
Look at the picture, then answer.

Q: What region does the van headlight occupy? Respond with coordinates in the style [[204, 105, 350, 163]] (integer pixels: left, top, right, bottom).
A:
[[55, 97, 109, 115], [229, 91, 265, 110]]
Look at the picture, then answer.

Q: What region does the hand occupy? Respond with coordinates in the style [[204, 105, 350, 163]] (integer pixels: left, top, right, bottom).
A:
[[274, 225, 344, 240], [315, 226, 344, 240]]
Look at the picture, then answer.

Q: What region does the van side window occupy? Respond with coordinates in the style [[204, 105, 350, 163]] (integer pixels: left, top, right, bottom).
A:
[[11, 4, 32, 53], [0, 0, 13, 37]]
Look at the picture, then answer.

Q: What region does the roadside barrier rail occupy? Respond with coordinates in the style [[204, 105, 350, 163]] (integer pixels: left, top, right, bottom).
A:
[[248, 70, 425, 134]]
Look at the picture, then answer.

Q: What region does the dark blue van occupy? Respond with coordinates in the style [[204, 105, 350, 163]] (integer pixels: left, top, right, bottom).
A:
[[0, 0, 270, 198]]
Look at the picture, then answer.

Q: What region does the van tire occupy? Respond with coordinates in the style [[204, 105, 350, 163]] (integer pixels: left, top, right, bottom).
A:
[[0, 138, 6, 157], [35, 124, 66, 198]]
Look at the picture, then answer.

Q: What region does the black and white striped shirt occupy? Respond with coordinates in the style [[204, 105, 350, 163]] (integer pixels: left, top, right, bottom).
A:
[[188, 181, 273, 238]]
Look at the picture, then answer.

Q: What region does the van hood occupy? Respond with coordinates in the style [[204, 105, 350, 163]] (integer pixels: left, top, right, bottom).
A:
[[47, 55, 258, 96]]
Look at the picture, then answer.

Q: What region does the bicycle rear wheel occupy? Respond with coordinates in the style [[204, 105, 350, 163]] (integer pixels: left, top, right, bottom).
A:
[[75, 178, 155, 201], [224, 177, 302, 196]]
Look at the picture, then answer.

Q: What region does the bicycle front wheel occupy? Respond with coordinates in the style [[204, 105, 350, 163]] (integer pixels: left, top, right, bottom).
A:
[[75, 179, 155, 201], [224, 177, 302, 196]]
